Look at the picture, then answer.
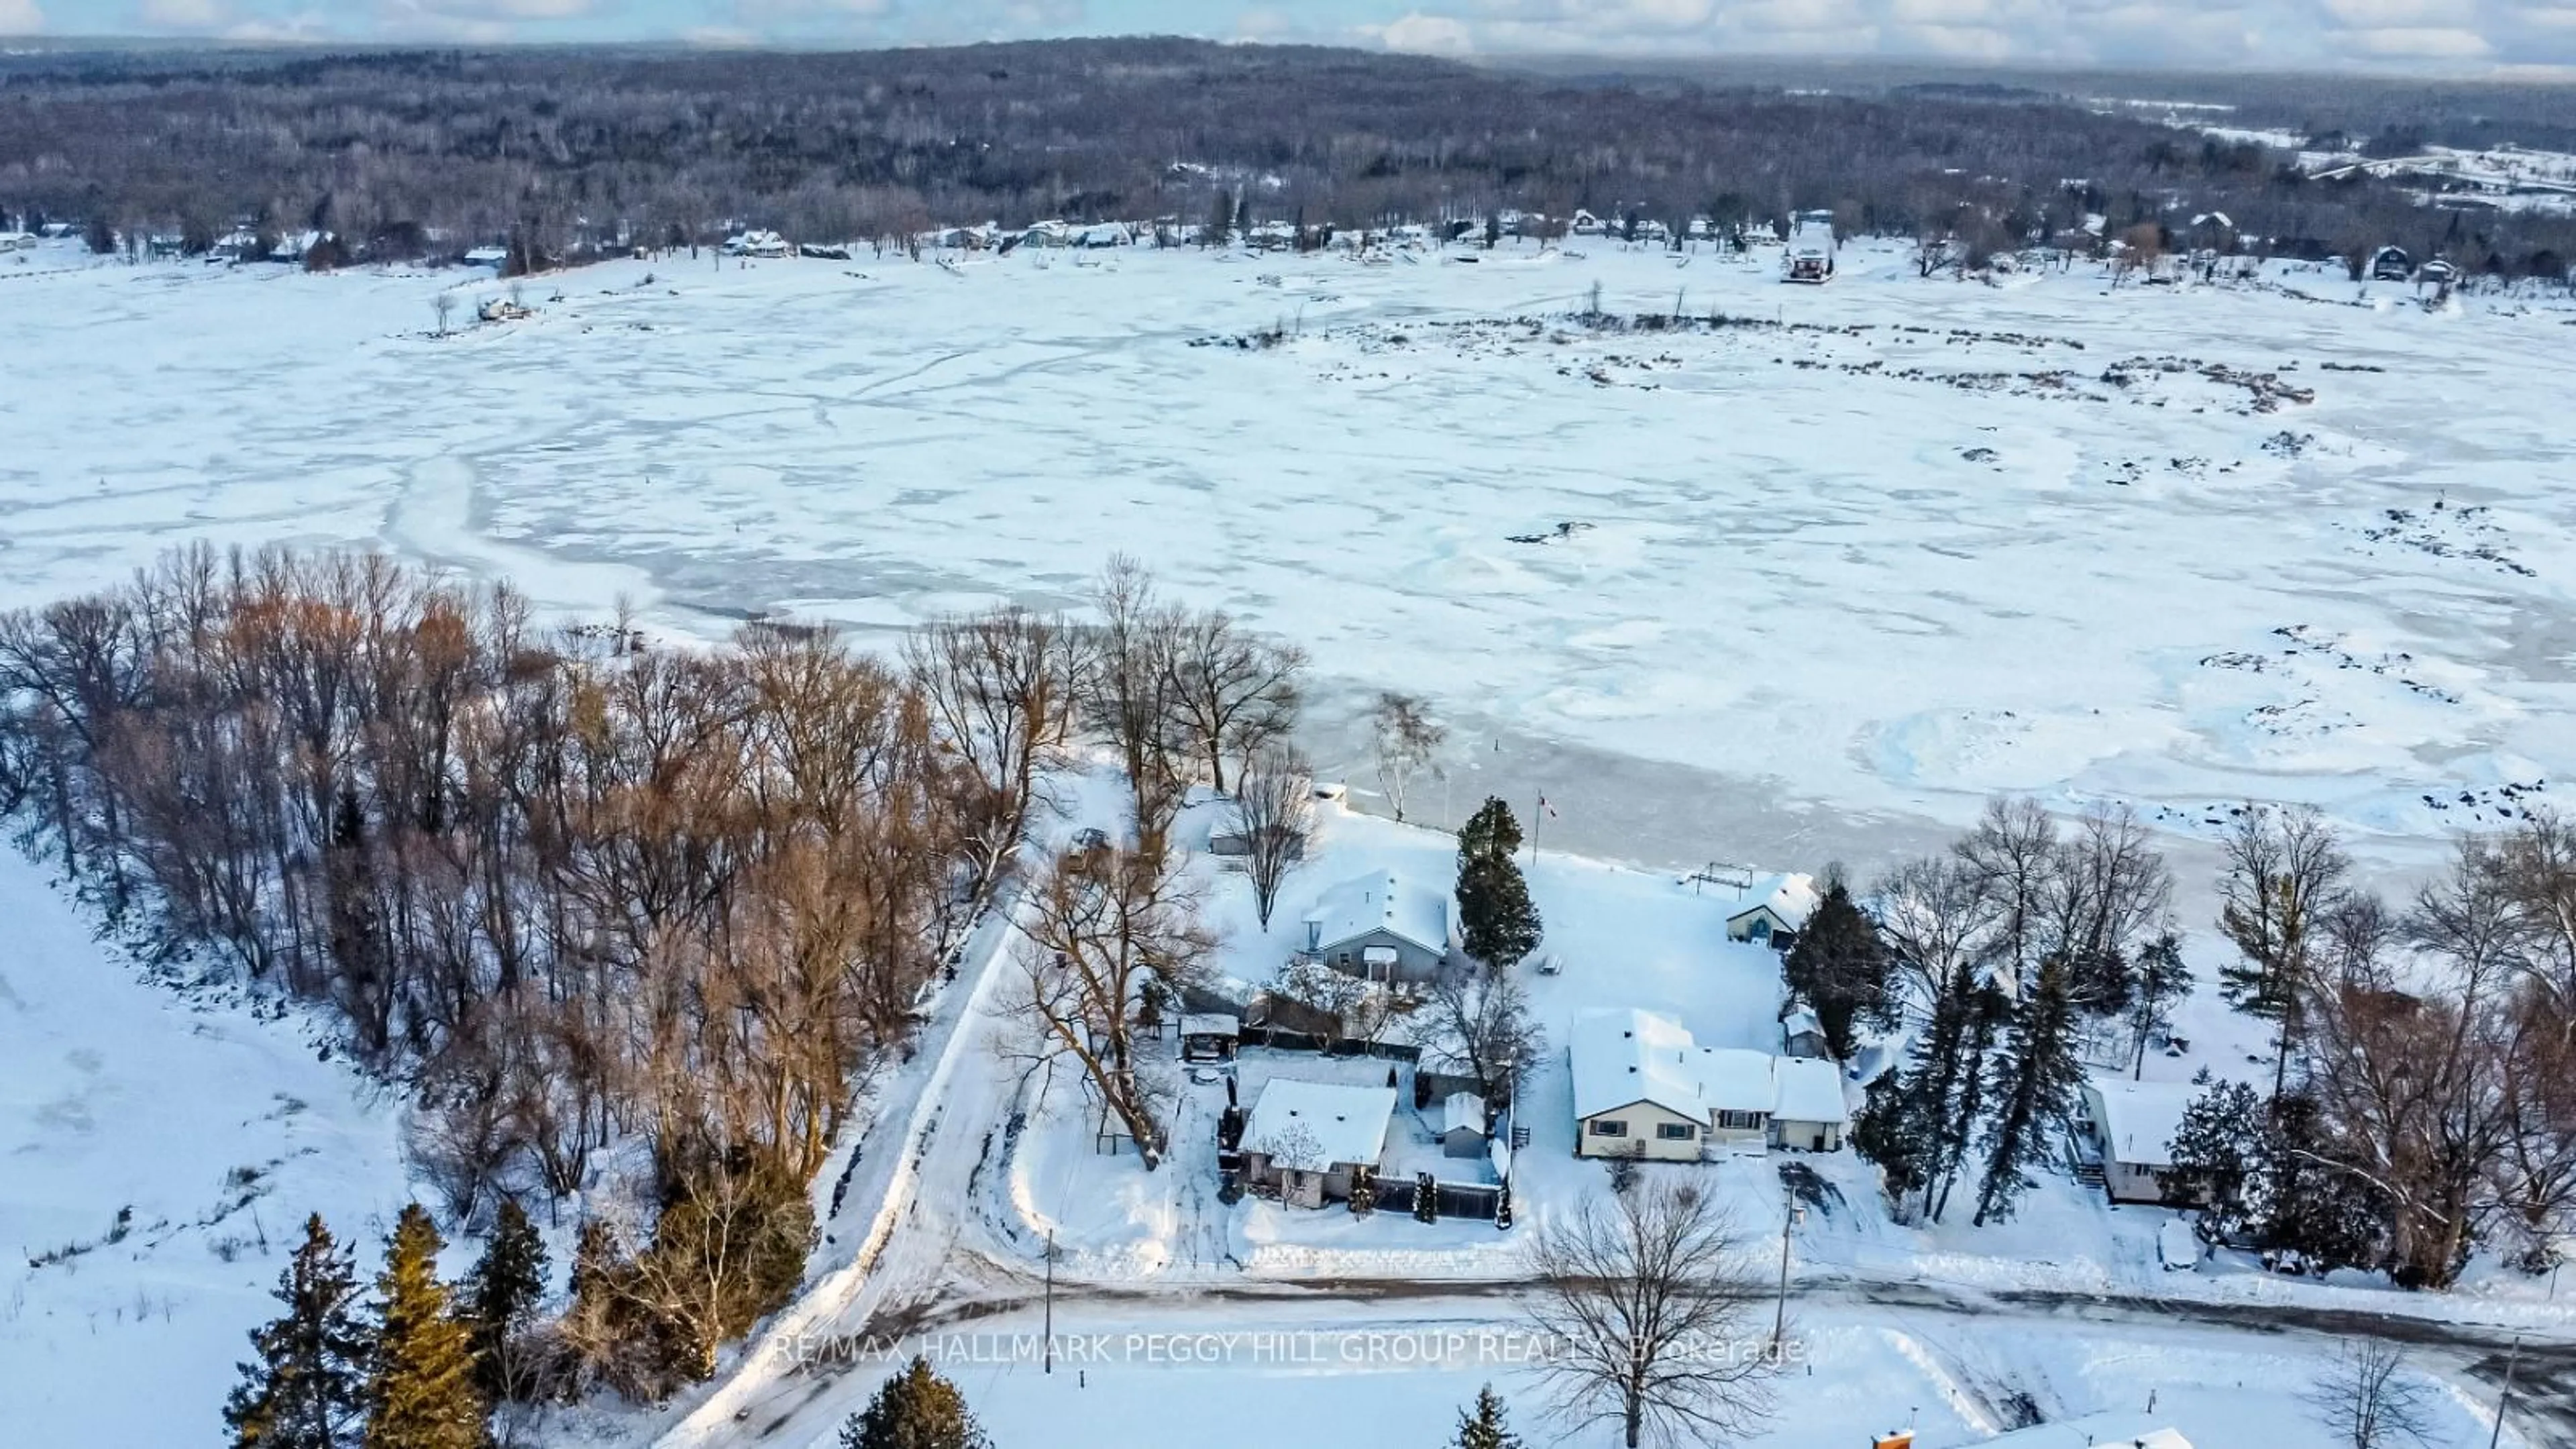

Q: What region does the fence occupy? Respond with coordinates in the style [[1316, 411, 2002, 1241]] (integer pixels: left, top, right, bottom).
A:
[[1371, 1175, 1507, 1224]]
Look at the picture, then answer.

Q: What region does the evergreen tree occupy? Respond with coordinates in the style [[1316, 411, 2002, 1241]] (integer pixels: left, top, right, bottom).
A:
[[840, 1356, 989, 1449], [2168, 1077, 2265, 1232], [1849, 1069, 1931, 1207], [461, 1198, 549, 1403], [1455, 797, 1542, 967], [1855, 958, 2006, 1223], [366, 1203, 486, 1449], [2124, 932, 2193, 1078], [225, 1214, 373, 1449], [1972, 955, 2085, 1226], [1780, 875, 1893, 1059], [1454, 1383, 1521, 1449]]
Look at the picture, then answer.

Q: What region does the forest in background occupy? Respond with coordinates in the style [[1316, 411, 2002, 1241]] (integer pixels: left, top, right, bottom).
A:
[[4, 38, 2573, 276]]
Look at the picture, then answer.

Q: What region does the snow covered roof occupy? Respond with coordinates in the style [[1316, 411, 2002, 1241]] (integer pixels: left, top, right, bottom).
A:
[[1701, 1049, 1776, 1114], [1972, 1413, 2192, 1449], [1246, 1079, 1396, 1171], [2088, 1076, 2199, 1169], [1772, 1057, 1848, 1126], [1179, 1013, 1239, 1038], [1571, 1008, 1711, 1121], [1781, 1005, 1823, 1039], [1725, 873, 1819, 930], [1441, 1091, 1487, 1137], [1303, 870, 1449, 957]]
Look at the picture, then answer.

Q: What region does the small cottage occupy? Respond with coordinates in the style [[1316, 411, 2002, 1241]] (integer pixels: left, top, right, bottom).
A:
[[1768, 1057, 1848, 1152], [1242, 1079, 1397, 1209], [2082, 1076, 2202, 1205], [1301, 870, 1453, 984], [1780, 1005, 1830, 1060], [1723, 873, 1819, 949]]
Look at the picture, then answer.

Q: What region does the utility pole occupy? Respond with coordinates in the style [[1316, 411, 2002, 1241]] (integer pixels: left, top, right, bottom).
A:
[[1771, 1194, 1799, 1352], [2487, 1333, 2520, 1449], [1043, 1231, 1057, 1375]]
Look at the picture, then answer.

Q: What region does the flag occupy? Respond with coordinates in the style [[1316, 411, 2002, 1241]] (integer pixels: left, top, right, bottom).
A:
[[1538, 794, 1558, 819]]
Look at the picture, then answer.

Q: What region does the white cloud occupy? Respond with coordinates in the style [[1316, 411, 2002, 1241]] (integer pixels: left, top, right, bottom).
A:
[[0, 0, 42, 34], [1372, 11, 1474, 52], [138, 0, 226, 25], [1360, 0, 2571, 68]]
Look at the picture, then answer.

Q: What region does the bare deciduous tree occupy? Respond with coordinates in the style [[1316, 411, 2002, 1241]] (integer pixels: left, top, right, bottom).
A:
[[1525, 1179, 1777, 1449], [1231, 743, 1311, 929], [1369, 691, 1444, 824], [2302, 1341, 2432, 1449], [1411, 966, 1543, 1118], [1163, 607, 1303, 795], [1006, 846, 1212, 1169]]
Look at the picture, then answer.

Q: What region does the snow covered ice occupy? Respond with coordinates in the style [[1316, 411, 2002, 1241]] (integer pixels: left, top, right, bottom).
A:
[[4, 233, 2571, 874]]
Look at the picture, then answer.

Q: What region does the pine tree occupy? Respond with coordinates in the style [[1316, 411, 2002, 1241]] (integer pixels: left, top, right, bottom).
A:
[[1454, 1383, 1521, 1449], [840, 1356, 989, 1449], [1781, 876, 1893, 1059], [1456, 797, 1542, 967], [2124, 932, 2193, 1078], [2168, 1077, 2265, 1233], [1203, 189, 1232, 248], [461, 1198, 549, 1403], [1854, 958, 2005, 1223], [1972, 955, 2085, 1226], [366, 1203, 486, 1449], [1849, 1069, 1930, 1208], [225, 1214, 373, 1449]]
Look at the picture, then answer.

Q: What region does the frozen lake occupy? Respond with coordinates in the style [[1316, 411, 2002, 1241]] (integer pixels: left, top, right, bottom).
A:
[[5, 236, 2571, 875]]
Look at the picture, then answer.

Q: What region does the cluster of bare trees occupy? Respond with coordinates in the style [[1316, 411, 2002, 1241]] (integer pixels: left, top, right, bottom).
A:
[[0, 541, 1306, 1392], [0, 547, 982, 1226], [2196, 807, 2576, 1287]]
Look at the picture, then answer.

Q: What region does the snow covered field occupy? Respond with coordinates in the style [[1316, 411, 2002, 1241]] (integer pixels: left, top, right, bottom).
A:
[[6, 233, 2573, 881], [0, 851, 411, 1446]]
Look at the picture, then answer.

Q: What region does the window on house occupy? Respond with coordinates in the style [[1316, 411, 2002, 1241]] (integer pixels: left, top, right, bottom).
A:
[[1588, 1118, 1628, 1138], [1715, 1110, 1767, 1131], [1656, 1122, 1696, 1141]]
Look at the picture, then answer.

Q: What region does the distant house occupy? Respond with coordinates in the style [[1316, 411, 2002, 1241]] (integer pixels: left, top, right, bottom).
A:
[[1570, 1009, 1849, 1159], [1780, 1005, 1830, 1061], [2370, 244, 2414, 281], [461, 246, 510, 269], [1180, 1013, 1239, 1064], [2081, 1076, 2202, 1205], [1301, 870, 1452, 983], [1722, 873, 1819, 949], [1438, 1092, 1489, 1158], [1241, 1079, 1397, 1208], [1208, 824, 1305, 861]]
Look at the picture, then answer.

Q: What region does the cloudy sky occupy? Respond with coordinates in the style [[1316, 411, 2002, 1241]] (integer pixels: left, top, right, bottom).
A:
[[2, 0, 2571, 74]]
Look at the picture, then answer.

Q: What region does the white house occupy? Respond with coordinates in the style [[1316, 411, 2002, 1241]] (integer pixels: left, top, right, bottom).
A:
[[1770, 1057, 1849, 1152], [1723, 873, 1819, 947], [1570, 1009, 1847, 1159], [1573, 1008, 1721, 1161], [1241, 1078, 1397, 1209], [2082, 1076, 2201, 1205], [1301, 870, 1452, 983]]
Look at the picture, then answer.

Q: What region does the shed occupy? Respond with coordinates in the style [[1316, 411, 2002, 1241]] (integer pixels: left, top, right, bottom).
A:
[[1780, 1005, 1829, 1060], [1181, 1013, 1240, 1064], [1438, 1092, 1489, 1158]]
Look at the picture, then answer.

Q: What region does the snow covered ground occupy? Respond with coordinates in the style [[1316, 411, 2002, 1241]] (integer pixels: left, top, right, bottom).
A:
[[6, 232, 2573, 881], [8, 226, 2576, 1447], [0, 849, 411, 1446]]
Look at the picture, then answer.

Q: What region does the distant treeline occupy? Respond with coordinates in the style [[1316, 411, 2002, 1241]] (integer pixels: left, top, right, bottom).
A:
[[4, 39, 2573, 278]]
